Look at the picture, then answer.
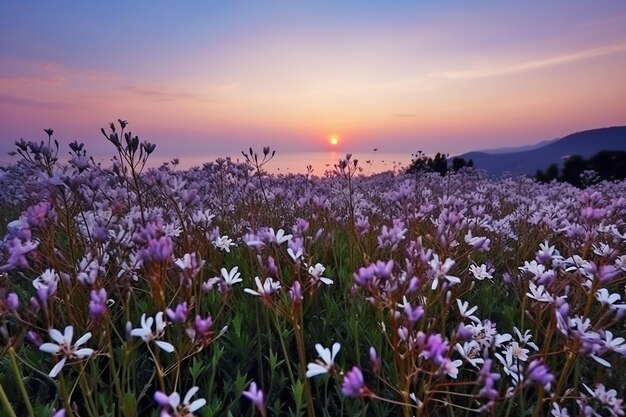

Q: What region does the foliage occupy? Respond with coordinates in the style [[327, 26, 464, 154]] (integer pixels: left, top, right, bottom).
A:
[[536, 150, 626, 187]]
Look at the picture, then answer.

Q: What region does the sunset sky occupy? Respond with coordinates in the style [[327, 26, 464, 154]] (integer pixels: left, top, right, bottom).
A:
[[1, 1, 625, 164]]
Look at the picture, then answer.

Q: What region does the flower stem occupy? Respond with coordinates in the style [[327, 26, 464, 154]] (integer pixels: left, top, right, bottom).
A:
[[0, 380, 18, 417], [8, 347, 35, 417]]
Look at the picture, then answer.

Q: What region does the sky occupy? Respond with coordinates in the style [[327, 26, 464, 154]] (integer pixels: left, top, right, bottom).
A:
[[1, 1, 626, 165]]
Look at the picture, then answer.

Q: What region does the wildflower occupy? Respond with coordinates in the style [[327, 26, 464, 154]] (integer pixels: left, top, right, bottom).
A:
[[39, 325, 95, 378], [469, 263, 493, 281], [526, 360, 554, 390], [145, 236, 174, 261], [550, 403, 570, 417], [526, 282, 553, 303], [369, 346, 380, 374], [429, 255, 460, 290], [419, 333, 449, 365], [308, 263, 333, 285], [88, 288, 107, 319], [175, 253, 205, 278], [398, 296, 424, 324], [287, 247, 303, 262], [341, 366, 372, 397], [242, 381, 266, 417], [306, 342, 341, 377], [130, 312, 175, 353], [457, 299, 481, 324], [244, 277, 281, 298], [454, 341, 485, 368], [440, 357, 463, 379], [269, 228, 292, 244], [464, 230, 491, 251], [213, 235, 235, 252], [166, 302, 189, 323], [6, 292, 19, 311], [154, 386, 206, 417], [289, 281, 303, 305]]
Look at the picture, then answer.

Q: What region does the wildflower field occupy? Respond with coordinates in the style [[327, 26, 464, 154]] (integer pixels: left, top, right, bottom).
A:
[[1, 123, 625, 417]]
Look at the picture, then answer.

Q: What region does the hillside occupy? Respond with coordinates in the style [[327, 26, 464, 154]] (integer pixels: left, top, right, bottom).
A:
[[457, 126, 626, 176]]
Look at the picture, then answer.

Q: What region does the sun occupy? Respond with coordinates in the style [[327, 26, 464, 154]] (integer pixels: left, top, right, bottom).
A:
[[329, 134, 339, 146]]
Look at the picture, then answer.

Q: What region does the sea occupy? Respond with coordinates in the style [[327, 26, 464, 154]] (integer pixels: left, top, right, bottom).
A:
[[0, 150, 414, 176], [145, 150, 413, 175]]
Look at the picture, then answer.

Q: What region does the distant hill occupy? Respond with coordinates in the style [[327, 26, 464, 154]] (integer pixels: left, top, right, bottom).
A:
[[475, 138, 559, 154], [456, 126, 626, 176]]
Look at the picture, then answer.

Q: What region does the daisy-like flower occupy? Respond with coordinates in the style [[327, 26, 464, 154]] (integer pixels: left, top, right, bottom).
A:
[[457, 299, 481, 324], [39, 325, 95, 378], [469, 263, 493, 281], [429, 255, 460, 290], [308, 263, 333, 285], [306, 342, 341, 377], [154, 386, 206, 417], [244, 276, 281, 300], [130, 312, 175, 353], [440, 358, 464, 379], [269, 228, 292, 244], [213, 235, 235, 252], [526, 282, 554, 303]]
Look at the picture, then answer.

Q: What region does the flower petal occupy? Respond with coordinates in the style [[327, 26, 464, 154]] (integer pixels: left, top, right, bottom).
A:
[[40, 343, 61, 355], [49, 356, 67, 378], [155, 340, 175, 353]]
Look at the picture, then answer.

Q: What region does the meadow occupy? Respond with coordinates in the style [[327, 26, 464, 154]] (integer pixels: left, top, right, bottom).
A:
[[1, 122, 625, 417]]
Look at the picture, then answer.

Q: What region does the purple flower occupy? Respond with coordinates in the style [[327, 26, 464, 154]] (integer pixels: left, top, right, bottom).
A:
[[6, 292, 19, 311], [166, 302, 189, 323], [289, 281, 303, 305], [341, 367, 372, 397], [145, 236, 174, 261], [419, 333, 449, 365], [526, 360, 554, 390], [88, 289, 107, 319], [243, 381, 266, 417]]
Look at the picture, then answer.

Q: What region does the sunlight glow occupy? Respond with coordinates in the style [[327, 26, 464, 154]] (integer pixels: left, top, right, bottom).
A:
[[329, 134, 339, 146]]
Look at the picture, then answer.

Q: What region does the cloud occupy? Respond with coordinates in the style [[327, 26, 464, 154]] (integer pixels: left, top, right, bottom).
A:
[[0, 93, 75, 109], [436, 43, 626, 80], [0, 74, 66, 87], [119, 85, 214, 103]]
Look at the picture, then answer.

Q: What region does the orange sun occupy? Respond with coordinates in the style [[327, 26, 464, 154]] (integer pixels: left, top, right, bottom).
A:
[[329, 134, 339, 146]]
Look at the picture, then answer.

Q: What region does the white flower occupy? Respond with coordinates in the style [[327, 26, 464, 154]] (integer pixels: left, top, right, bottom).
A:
[[130, 312, 175, 353], [270, 228, 292, 244], [595, 288, 626, 310], [454, 341, 484, 368], [441, 358, 463, 379], [244, 277, 281, 297], [287, 247, 303, 262], [306, 342, 341, 377], [308, 263, 333, 285], [469, 263, 493, 281], [213, 235, 235, 252], [457, 299, 481, 324], [33, 269, 59, 290], [550, 402, 570, 417], [526, 282, 553, 303], [220, 266, 243, 285], [40, 325, 94, 378], [429, 255, 460, 290], [154, 386, 206, 416]]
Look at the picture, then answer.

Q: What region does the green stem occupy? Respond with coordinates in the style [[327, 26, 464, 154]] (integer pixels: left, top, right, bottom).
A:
[[0, 380, 18, 417], [272, 313, 296, 387], [8, 347, 35, 417]]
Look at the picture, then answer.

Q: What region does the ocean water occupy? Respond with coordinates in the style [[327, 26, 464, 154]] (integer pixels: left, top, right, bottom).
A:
[[147, 151, 413, 175]]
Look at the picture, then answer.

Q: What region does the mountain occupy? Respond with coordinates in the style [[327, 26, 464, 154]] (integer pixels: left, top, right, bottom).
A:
[[456, 126, 626, 176], [475, 138, 560, 154]]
